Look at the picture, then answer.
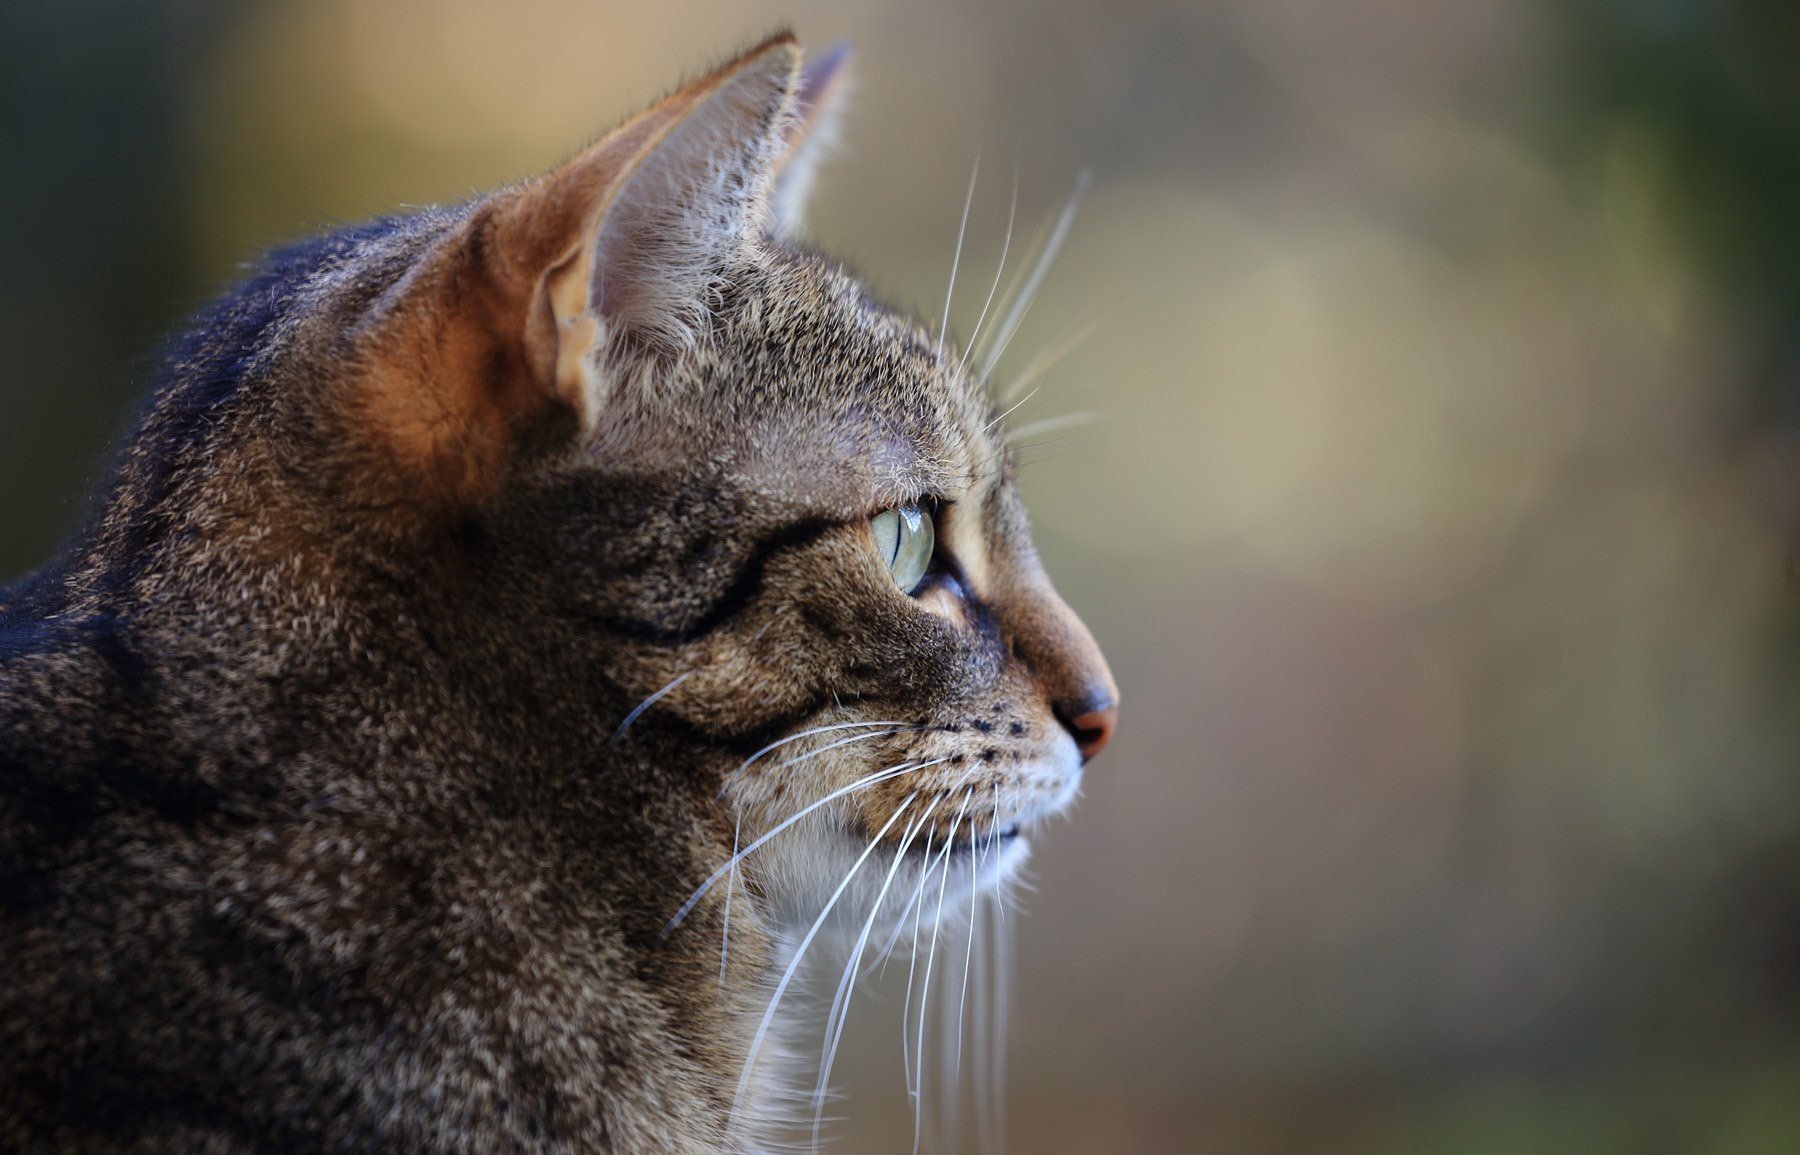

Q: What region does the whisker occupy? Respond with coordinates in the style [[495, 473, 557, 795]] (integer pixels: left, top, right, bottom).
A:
[[900, 827, 938, 1105], [938, 157, 981, 361], [978, 169, 1092, 382], [994, 889, 1014, 1154], [720, 720, 919, 795], [943, 799, 989, 1152], [891, 763, 983, 984], [722, 726, 907, 799], [958, 405, 1091, 492], [718, 812, 742, 986], [969, 196, 1057, 372], [955, 812, 981, 1089], [973, 851, 994, 1155], [997, 317, 1104, 406], [1004, 411, 1098, 445], [729, 793, 922, 1137], [962, 169, 1019, 369], [810, 796, 946, 1150], [981, 292, 1042, 387], [609, 670, 691, 742], [980, 385, 1040, 438], [1008, 443, 1082, 474], [939, 912, 965, 1155], [914, 787, 975, 1155], [868, 849, 932, 983], [666, 758, 950, 933]]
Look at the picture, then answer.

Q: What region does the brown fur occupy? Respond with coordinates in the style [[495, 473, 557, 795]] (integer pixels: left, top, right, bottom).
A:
[[0, 33, 1115, 1153]]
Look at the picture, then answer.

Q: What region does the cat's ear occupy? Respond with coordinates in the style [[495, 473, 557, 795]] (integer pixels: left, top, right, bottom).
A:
[[351, 34, 800, 513], [768, 42, 853, 237], [500, 31, 802, 401], [518, 33, 803, 373]]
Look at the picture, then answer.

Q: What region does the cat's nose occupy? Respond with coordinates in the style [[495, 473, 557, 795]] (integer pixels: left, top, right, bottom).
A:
[[999, 567, 1119, 765], [1055, 692, 1118, 763]]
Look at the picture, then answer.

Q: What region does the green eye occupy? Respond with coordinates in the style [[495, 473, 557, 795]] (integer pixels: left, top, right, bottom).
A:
[[870, 504, 935, 595]]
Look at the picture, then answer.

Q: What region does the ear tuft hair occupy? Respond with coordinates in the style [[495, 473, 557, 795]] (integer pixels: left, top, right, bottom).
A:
[[584, 32, 803, 354], [769, 41, 853, 238]]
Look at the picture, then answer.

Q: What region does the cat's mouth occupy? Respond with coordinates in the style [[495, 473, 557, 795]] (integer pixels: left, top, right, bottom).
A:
[[880, 821, 1022, 861], [910, 824, 1021, 856]]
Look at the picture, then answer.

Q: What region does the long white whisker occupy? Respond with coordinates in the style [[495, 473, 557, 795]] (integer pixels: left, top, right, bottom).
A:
[[940, 912, 963, 1155], [720, 721, 918, 795], [962, 170, 1019, 368], [869, 830, 940, 983], [997, 317, 1104, 405], [955, 812, 982, 1089], [978, 169, 1092, 382], [729, 793, 921, 1136], [938, 157, 981, 361], [914, 788, 974, 1155], [900, 827, 937, 1104], [667, 758, 950, 933], [978, 291, 1043, 391], [981, 386, 1041, 438], [718, 812, 741, 986], [945, 799, 988, 1152], [973, 853, 994, 1155], [1004, 411, 1099, 445], [970, 200, 1056, 371], [810, 795, 946, 1150], [723, 727, 906, 798], [610, 670, 691, 742], [994, 892, 1013, 1154]]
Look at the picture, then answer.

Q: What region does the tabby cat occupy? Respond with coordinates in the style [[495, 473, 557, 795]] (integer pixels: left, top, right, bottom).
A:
[[0, 33, 1117, 1154]]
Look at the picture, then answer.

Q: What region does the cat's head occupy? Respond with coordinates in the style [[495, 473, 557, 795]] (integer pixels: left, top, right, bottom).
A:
[[124, 34, 1115, 938]]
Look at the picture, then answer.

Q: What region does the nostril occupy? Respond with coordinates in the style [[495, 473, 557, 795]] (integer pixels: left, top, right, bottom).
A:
[[1056, 699, 1118, 763]]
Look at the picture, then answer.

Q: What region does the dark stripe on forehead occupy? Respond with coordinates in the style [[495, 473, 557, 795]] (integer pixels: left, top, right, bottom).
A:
[[569, 515, 847, 645]]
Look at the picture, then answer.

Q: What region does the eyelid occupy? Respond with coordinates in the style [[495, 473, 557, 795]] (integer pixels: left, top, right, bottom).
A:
[[866, 493, 944, 517]]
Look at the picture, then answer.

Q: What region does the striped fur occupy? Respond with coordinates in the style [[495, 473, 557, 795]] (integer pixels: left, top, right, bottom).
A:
[[0, 33, 1115, 1154]]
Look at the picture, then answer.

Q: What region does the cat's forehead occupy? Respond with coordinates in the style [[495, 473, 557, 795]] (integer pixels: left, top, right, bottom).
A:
[[615, 248, 1003, 514]]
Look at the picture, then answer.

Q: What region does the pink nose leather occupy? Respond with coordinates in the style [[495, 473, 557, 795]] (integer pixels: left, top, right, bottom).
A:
[[1066, 703, 1117, 763]]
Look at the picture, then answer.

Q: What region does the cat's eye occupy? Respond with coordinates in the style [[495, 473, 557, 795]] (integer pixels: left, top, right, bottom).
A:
[[870, 504, 935, 595]]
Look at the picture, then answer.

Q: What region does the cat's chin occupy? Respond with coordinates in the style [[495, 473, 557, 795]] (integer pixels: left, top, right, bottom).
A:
[[757, 800, 1067, 938], [752, 740, 1085, 936]]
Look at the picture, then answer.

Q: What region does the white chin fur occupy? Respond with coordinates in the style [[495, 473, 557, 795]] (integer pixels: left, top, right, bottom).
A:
[[748, 737, 1082, 933], [756, 820, 1033, 936]]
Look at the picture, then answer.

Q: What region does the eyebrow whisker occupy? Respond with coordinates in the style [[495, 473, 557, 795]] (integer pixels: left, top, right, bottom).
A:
[[1004, 411, 1098, 445], [937, 157, 981, 362], [978, 169, 1091, 382], [996, 316, 1105, 406], [961, 168, 1019, 371]]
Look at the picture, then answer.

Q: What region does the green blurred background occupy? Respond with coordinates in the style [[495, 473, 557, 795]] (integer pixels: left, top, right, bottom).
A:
[[4, 1, 1798, 1151]]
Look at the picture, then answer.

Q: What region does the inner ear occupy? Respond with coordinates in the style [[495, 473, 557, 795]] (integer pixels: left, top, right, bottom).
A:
[[558, 36, 802, 359], [769, 41, 853, 237]]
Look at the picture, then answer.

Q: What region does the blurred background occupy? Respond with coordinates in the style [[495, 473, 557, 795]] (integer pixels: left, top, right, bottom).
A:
[[4, 1, 1798, 1151]]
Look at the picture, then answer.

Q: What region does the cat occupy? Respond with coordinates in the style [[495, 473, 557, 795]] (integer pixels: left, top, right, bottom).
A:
[[0, 32, 1117, 1154]]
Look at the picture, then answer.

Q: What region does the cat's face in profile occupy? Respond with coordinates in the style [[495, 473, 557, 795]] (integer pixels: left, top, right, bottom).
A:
[[562, 247, 1116, 936], [111, 25, 1111, 990], [321, 35, 1118, 942]]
